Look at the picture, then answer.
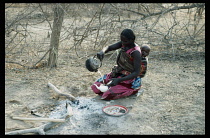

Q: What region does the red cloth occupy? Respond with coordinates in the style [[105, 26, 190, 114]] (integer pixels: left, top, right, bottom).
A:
[[91, 45, 142, 100], [91, 72, 139, 100]]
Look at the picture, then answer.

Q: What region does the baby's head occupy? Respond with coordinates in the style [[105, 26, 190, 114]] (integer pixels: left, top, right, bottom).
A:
[[141, 44, 151, 57]]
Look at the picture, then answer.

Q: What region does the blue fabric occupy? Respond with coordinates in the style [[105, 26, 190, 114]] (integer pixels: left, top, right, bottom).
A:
[[131, 77, 141, 89], [96, 75, 107, 82]]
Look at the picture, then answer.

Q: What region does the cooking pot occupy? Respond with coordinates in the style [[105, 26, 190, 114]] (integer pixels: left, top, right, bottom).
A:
[[85, 55, 102, 72]]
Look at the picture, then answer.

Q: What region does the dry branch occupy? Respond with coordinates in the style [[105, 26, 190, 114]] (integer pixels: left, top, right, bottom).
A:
[[66, 101, 73, 117], [47, 82, 77, 102], [38, 4, 53, 30], [5, 61, 30, 68], [5, 5, 39, 31], [5, 102, 73, 135], [30, 49, 50, 69], [12, 117, 65, 122], [111, 3, 205, 20]]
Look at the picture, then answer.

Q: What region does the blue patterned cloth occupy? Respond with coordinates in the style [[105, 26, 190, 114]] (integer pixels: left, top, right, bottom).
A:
[[96, 75, 107, 82], [131, 77, 142, 89]]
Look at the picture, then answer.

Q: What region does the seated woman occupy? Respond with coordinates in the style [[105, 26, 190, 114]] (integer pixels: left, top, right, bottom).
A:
[[91, 29, 151, 100]]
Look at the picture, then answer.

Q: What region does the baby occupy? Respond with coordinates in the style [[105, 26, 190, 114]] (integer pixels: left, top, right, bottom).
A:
[[141, 44, 151, 57]]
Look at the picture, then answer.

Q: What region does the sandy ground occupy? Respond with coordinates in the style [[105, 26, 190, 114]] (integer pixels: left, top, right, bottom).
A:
[[5, 50, 205, 135], [5, 4, 205, 134]]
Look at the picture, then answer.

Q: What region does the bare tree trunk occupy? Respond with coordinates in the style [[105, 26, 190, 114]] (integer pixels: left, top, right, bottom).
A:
[[48, 4, 64, 68]]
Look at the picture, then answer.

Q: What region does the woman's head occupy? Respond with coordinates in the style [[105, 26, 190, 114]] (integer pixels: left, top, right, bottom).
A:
[[120, 29, 135, 47], [121, 29, 136, 40]]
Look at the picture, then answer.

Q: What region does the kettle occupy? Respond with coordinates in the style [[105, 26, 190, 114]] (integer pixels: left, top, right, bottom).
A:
[[93, 80, 112, 92], [93, 84, 109, 92], [85, 55, 102, 72]]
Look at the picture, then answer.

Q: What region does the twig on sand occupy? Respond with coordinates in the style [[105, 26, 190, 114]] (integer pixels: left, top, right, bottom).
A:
[[47, 82, 78, 103], [12, 116, 65, 122], [5, 102, 73, 135]]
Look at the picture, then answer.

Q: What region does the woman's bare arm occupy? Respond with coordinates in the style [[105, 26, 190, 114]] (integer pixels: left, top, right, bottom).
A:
[[102, 41, 122, 53]]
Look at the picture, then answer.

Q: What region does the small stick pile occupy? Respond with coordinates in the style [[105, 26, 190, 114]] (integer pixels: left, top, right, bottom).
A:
[[5, 82, 75, 135]]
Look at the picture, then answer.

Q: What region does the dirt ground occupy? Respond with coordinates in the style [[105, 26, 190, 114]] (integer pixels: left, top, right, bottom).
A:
[[5, 49, 205, 135], [5, 4, 205, 135]]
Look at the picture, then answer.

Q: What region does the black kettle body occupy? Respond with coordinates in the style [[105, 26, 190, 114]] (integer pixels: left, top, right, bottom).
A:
[[85, 55, 102, 72]]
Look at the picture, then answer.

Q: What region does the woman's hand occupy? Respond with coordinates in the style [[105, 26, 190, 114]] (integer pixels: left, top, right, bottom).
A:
[[107, 78, 122, 87], [97, 51, 104, 61]]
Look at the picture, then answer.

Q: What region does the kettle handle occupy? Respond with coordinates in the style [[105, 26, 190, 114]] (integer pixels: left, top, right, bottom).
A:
[[93, 55, 102, 69]]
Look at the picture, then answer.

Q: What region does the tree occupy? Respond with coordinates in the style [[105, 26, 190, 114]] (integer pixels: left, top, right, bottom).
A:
[[5, 3, 205, 68], [48, 4, 65, 68]]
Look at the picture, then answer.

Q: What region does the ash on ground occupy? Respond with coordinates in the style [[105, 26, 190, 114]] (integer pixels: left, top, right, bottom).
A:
[[46, 97, 129, 135]]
